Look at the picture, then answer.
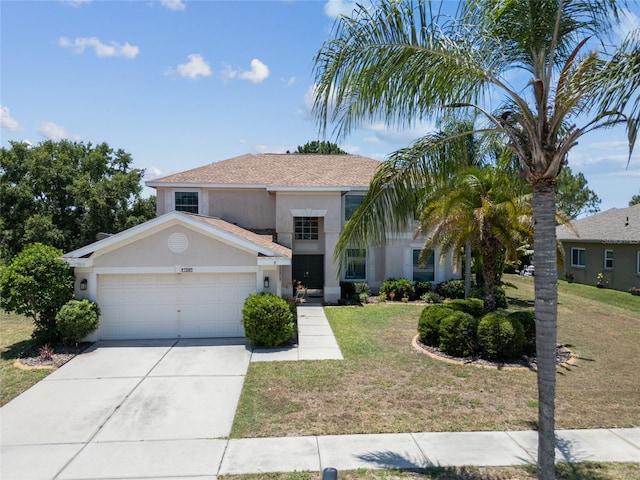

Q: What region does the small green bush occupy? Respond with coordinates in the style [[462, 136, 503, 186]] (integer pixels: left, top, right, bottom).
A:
[[417, 305, 455, 346], [439, 311, 479, 357], [55, 299, 100, 346], [421, 291, 443, 304], [242, 293, 294, 347], [380, 278, 414, 301], [435, 279, 466, 300], [414, 281, 432, 299], [478, 312, 525, 360], [446, 298, 485, 318], [508, 310, 536, 355], [470, 285, 508, 309], [340, 281, 356, 299]]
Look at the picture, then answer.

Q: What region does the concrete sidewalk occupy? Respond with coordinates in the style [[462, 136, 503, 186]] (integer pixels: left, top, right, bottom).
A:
[[218, 428, 640, 474]]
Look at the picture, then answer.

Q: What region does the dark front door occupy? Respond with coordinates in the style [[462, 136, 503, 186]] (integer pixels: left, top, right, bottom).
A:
[[292, 255, 324, 289]]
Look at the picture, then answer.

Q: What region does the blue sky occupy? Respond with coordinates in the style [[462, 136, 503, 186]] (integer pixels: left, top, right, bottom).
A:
[[1, 0, 638, 212]]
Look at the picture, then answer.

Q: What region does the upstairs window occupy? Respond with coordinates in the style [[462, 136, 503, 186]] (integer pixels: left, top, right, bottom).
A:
[[571, 247, 586, 267], [345, 248, 366, 280], [294, 217, 319, 240], [175, 192, 199, 214], [604, 249, 613, 270], [413, 249, 435, 282], [344, 194, 365, 221]]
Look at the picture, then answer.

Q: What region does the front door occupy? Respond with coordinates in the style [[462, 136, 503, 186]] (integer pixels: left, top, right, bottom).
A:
[[292, 255, 324, 290]]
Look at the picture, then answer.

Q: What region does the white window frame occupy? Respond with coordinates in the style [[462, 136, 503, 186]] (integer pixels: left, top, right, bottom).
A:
[[604, 249, 614, 270], [412, 248, 435, 282], [637, 251, 640, 275], [294, 217, 319, 240], [344, 248, 367, 281], [174, 191, 199, 214], [344, 193, 365, 222], [571, 247, 586, 267]]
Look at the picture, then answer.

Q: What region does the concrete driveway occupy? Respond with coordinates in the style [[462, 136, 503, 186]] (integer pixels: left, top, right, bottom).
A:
[[1, 338, 252, 480]]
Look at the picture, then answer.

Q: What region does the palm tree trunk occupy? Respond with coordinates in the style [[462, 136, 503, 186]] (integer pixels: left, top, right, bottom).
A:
[[465, 241, 472, 298], [532, 183, 558, 480]]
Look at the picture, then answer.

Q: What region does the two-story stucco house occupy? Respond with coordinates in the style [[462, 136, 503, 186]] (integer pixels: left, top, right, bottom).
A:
[[63, 153, 458, 341]]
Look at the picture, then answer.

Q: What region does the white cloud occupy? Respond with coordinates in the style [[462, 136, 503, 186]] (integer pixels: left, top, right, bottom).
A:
[[61, 0, 92, 7], [341, 144, 361, 154], [174, 54, 212, 79], [222, 64, 238, 81], [282, 76, 296, 87], [324, 0, 359, 18], [39, 121, 68, 140], [160, 0, 186, 11], [144, 167, 163, 179], [239, 59, 270, 84], [255, 144, 292, 154], [1, 105, 20, 131], [58, 36, 140, 58]]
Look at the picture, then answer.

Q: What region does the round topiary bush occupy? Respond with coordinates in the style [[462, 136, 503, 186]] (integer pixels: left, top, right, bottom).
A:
[[242, 293, 294, 347], [435, 279, 466, 300], [417, 305, 455, 346], [55, 299, 100, 346], [446, 298, 485, 318], [414, 281, 432, 299], [477, 312, 525, 360], [508, 310, 536, 354], [438, 311, 479, 357]]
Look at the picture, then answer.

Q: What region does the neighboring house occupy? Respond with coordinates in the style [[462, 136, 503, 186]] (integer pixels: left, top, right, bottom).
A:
[[556, 203, 640, 291], [63, 153, 459, 341]]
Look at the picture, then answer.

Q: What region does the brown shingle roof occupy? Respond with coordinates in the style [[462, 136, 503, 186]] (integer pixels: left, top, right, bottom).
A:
[[183, 213, 291, 257], [148, 153, 381, 188], [556, 204, 640, 244]]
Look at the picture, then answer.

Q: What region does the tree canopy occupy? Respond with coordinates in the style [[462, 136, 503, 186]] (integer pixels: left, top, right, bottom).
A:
[[629, 189, 640, 206], [556, 167, 601, 219], [291, 140, 348, 154], [0, 140, 156, 261]]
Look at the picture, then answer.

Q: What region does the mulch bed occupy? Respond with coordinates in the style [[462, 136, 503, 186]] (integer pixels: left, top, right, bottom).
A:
[[412, 335, 574, 370], [15, 343, 92, 370]]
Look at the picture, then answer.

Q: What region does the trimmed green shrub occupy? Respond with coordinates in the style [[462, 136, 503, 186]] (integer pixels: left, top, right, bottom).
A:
[[417, 305, 455, 346], [55, 299, 100, 346], [508, 310, 536, 355], [435, 279, 465, 300], [340, 281, 356, 299], [478, 312, 525, 360], [439, 311, 479, 357], [470, 285, 508, 309], [414, 281, 432, 299], [421, 291, 443, 304], [446, 298, 485, 318], [242, 293, 294, 347], [379, 278, 414, 301]]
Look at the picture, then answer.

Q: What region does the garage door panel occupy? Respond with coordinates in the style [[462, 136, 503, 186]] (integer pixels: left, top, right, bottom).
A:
[[98, 273, 255, 340]]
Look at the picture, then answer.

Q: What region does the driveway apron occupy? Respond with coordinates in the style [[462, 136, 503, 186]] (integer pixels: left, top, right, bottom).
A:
[[1, 338, 252, 480]]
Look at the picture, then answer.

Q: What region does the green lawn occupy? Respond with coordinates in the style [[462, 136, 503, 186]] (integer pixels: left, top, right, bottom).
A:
[[0, 310, 52, 406], [231, 275, 640, 438]]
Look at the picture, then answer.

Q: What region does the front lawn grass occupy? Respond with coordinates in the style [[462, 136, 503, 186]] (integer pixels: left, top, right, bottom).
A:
[[0, 310, 52, 406], [231, 275, 640, 438], [221, 462, 640, 480], [218, 463, 640, 480]]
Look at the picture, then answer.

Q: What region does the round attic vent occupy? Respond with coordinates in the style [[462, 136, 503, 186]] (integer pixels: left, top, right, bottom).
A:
[[168, 233, 188, 253]]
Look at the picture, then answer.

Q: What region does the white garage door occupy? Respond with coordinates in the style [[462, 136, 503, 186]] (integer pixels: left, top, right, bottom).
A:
[[98, 273, 256, 340]]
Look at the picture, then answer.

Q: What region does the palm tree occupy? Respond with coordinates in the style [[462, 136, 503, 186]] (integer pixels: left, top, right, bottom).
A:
[[418, 166, 532, 312], [313, 1, 638, 478]]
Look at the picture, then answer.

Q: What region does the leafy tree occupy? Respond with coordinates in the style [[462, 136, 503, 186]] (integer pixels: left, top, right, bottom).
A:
[[0, 140, 155, 261], [312, 1, 638, 477], [0, 243, 74, 343], [556, 167, 601, 219], [292, 140, 348, 154], [629, 189, 640, 206]]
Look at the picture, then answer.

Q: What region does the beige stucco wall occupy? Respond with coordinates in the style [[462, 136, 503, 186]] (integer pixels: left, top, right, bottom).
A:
[[560, 241, 640, 291], [156, 189, 168, 216], [207, 189, 276, 229], [93, 225, 257, 269], [275, 192, 343, 234]]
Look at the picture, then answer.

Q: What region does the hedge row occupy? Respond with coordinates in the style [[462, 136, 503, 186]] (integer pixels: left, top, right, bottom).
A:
[[418, 299, 535, 360]]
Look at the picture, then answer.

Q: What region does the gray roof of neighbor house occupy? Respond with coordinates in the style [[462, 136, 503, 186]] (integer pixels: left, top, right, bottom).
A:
[[556, 203, 640, 244], [146, 153, 381, 189]]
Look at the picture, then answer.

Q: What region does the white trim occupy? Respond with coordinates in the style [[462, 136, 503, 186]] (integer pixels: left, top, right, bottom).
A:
[[571, 247, 586, 267], [257, 257, 291, 266], [270, 186, 365, 192], [290, 209, 327, 217], [637, 251, 640, 275], [91, 266, 260, 275], [603, 249, 614, 270], [147, 182, 269, 189]]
